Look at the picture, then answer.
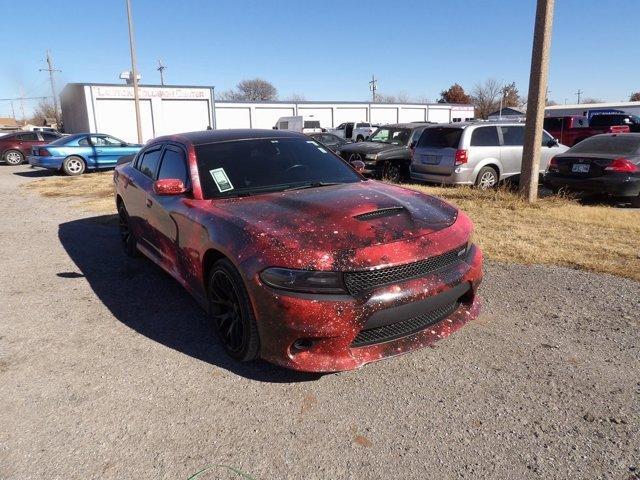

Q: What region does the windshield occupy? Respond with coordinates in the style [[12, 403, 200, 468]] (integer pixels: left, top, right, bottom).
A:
[[195, 137, 361, 199], [569, 135, 640, 155], [368, 128, 411, 146]]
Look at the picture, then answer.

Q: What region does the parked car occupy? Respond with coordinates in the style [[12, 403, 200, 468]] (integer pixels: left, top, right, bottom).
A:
[[114, 129, 483, 372], [28, 133, 142, 175], [274, 116, 323, 133], [1, 131, 62, 165], [589, 113, 640, 133], [544, 133, 640, 206], [336, 123, 432, 182], [543, 115, 630, 146], [307, 132, 351, 152], [410, 122, 568, 188], [332, 122, 376, 142]]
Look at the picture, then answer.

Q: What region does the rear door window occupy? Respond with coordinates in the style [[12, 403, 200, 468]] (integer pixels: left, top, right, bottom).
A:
[[41, 132, 60, 141], [17, 132, 39, 141], [499, 126, 525, 146], [470, 127, 500, 146], [137, 147, 163, 179], [417, 127, 462, 148]]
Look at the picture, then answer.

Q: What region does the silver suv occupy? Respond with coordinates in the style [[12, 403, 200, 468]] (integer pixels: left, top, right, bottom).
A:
[[410, 122, 568, 187]]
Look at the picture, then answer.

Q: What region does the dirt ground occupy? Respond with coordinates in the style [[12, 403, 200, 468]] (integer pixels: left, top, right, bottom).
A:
[[1, 165, 639, 479]]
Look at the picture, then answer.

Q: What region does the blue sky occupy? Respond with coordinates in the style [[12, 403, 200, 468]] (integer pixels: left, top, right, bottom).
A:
[[1, 0, 637, 117]]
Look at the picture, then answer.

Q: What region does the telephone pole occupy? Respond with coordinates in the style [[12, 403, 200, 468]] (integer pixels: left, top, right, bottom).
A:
[[125, 0, 143, 143], [519, 0, 555, 203], [157, 59, 166, 86], [19, 86, 26, 124], [369, 75, 377, 102], [39, 50, 61, 122], [575, 89, 583, 104]]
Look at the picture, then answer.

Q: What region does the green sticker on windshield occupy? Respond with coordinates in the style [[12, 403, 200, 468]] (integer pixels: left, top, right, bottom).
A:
[[210, 168, 234, 192]]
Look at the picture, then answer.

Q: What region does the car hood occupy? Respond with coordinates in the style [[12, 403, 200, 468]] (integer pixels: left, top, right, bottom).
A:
[[204, 181, 459, 270], [338, 141, 406, 155]]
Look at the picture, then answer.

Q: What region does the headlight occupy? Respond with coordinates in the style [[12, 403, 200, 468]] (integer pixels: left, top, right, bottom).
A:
[[365, 153, 378, 160], [260, 268, 347, 294]]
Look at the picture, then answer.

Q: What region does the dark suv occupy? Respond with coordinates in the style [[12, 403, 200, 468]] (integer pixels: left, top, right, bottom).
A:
[[335, 123, 432, 182], [589, 114, 640, 133], [0, 131, 62, 165]]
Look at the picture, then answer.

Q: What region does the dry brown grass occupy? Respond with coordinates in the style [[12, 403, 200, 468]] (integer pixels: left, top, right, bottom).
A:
[[25, 172, 640, 281]]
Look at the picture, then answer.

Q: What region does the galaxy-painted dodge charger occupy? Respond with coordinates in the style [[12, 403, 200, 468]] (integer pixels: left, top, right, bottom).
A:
[[114, 129, 483, 372]]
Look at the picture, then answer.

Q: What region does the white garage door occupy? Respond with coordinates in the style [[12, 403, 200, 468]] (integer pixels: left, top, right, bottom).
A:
[[253, 107, 295, 129], [298, 108, 333, 128], [334, 107, 368, 125], [94, 99, 154, 143], [160, 99, 210, 135], [399, 107, 427, 123], [371, 107, 398, 125], [427, 107, 451, 123], [215, 107, 251, 129]]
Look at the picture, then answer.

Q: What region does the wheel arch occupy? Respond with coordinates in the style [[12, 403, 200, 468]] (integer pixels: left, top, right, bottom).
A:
[[471, 158, 502, 181]]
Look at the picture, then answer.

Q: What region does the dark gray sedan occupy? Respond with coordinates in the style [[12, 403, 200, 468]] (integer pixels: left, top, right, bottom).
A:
[[544, 133, 640, 206]]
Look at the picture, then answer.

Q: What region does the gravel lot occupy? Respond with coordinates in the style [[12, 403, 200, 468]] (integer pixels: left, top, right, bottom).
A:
[[1, 165, 638, 480]]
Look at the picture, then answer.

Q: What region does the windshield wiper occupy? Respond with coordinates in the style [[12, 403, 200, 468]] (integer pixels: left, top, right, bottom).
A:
[[283, 182, 343, 191]]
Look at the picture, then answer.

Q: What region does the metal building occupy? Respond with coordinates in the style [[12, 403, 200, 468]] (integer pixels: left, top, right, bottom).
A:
[[60, 83, 475, 143]]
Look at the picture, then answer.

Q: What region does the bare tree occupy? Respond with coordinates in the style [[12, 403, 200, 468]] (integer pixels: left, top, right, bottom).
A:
[[630, 92, 640, 102], [581, 97, 604, 104], [471, 78, 502, 119], [501, 82, 522, 108], [219, 78, 278, 101], [28, 100, 58, 125], [284, 93, 306, 102], [374, 93, 397, 103]]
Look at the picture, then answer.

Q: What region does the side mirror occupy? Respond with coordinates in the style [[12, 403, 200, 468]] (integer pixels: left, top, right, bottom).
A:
[[153, 178, 187, 196], [547, 139, 558, 148], [350, 160, 366, 174], [409, 141, 417, 149], [121, 142, 128, 147]]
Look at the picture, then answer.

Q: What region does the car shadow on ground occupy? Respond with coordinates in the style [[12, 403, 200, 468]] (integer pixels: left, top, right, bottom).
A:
[[11, 168, 56, 178], [58, 214, 322, 383]]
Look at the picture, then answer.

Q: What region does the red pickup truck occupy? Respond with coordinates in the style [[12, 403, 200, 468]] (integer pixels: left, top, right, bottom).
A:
[[543, 116, 629, 146]]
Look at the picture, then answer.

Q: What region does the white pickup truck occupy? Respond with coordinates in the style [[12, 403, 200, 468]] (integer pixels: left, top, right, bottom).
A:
[[332, 122, 376, 142]]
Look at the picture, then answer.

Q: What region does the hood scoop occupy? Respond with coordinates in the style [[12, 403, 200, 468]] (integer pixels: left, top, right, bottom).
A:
[[354, 206, 406, 221]]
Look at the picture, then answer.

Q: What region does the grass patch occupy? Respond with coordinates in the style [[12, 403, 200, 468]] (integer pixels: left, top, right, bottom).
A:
[[25, 172, 640, 281]]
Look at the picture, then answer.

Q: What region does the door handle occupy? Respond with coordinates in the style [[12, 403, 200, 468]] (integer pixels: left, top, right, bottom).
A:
[[146, 198, 153, 208]]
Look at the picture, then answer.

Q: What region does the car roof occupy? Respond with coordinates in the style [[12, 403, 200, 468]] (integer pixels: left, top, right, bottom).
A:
[[381, 123, 432, 129], [154, 129, 305, 146]]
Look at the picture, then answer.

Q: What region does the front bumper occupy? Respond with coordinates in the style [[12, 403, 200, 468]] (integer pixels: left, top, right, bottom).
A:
[[28, 155, 65, 170], [544, 172, 640, 197], [247, 245, 483, 372]]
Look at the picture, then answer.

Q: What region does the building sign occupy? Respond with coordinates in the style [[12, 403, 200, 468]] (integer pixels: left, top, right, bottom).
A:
[[92, 85, 210, 100]]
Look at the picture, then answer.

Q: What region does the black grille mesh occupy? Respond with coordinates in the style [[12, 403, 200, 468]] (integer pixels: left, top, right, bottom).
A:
[[354, 206, 406, 220], [343, 245, 466, 295], [351, 301, 459, 347]]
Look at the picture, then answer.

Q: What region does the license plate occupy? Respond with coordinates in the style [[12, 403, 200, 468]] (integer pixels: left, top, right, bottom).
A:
[[421, 155, 440, 165], [572, 163, 590, 173]]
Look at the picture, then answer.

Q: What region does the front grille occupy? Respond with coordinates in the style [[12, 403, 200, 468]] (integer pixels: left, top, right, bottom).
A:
[[351, 301, 459, 347], [341, 151, 363, 162], [343, 245, 467, 295]]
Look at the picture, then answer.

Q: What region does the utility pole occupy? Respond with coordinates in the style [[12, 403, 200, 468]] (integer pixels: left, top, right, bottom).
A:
[[125, 0, 143, 143], [157, 59, 166, 86], [575, 89, 583, 104], [519, 0, 555, 203], [369, 75, 377, 102], [39, 50, 61, 122], [10, 100, 16, 121], [19, 86, 26, 124]]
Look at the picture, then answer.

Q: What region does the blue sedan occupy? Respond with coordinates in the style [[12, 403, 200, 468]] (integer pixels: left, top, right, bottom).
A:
[[28, 133, 142, 176]]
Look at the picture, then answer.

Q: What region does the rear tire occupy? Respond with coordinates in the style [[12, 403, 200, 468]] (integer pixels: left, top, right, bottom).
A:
[[475, 166, 499, 189], [3, 149, 24, 165], [62, 156, 85, 176], [382, 161, 407, 183], [117, 202, 139, 257], [208, 259, 260, 362]]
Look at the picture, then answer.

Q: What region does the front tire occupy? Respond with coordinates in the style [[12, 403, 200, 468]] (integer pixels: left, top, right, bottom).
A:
[[382, 161, 406, 183], [208, 259, 260, 361], [356, 135, 364, 142], [62, 156, 85, 176], [475, 166, 499, 189], [3, 149, 24, 165]]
